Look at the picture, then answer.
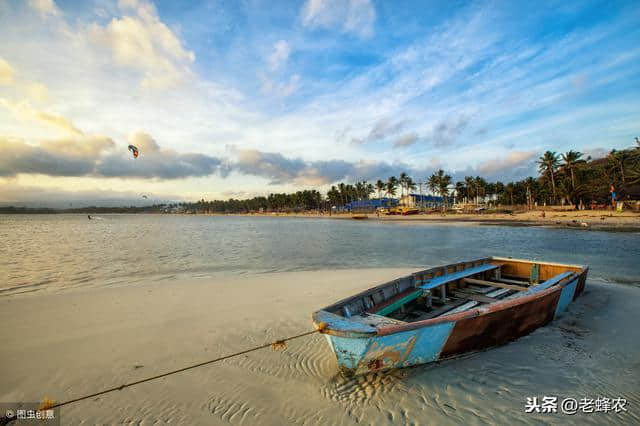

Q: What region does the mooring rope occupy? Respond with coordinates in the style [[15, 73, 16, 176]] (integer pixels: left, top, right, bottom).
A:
[[26, 323, 326, 415]]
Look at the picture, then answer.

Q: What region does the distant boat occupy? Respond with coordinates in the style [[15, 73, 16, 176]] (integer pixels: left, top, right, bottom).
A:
[[313, 257, 588, 376], [351, 214, 368, 220], [398, 206, 419, 215]]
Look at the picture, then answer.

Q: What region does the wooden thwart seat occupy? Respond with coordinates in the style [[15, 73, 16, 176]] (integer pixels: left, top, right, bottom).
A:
[[417, 263, 503, 291], [452, 291, 499, 304], [495, 277, 531, 286], [463, 277, 529, 291], [367, 288, 423, 316], [410, 299, 470, 321]]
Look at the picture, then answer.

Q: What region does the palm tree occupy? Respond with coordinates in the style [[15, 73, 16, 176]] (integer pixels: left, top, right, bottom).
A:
[[537, 151, 559, 203], [438, 174, 452, 210], [385, 176, 398, 205], [505, 182, 515, 205], [485, 182, 496, 205], [399, 172, 408, 197], [455, 181, 466, 203], [327, 186, 340, 207], [355, 181, 365, 200], [608, 149, 632, 184], [428, 170, 451, 210], [405, 176, 417, 194], [464, 176, 475, 204], [494, 181, 504, 203], [337, 183, 346, 206], [365, 182, 374, 199], [428, 174, 438, 196], [375, 180, 385, 200], [561, 150, 583, 190], [474, 176, 487, 204]]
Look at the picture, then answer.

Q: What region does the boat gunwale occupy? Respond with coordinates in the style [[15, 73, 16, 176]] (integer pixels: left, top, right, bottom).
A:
[[318, 257, 494, 314], [492, 256, 585, 270], [313, 258, 588, 338]]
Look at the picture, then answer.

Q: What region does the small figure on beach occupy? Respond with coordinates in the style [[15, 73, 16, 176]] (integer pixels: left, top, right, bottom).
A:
[[610, 185, 616, 209], [87, 215, 91, 220]]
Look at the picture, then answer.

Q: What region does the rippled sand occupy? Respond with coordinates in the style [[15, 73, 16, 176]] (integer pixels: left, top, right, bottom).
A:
[[1, 269, 638, 425]]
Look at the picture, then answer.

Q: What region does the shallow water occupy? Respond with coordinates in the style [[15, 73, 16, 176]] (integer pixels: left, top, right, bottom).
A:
[[1, 214, 639, 294]]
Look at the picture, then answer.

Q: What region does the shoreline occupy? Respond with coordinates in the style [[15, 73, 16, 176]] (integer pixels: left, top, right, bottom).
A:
[[3, 209, 639, 232], [199, 210, 640, 232]]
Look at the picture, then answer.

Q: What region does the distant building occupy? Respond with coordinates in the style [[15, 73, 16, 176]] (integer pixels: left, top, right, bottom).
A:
[[342, 198, 397, 211], [399, 194, 452, 208]]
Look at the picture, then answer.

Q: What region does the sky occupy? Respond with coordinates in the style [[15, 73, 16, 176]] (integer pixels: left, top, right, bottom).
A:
[[0, 0, 639, 207]]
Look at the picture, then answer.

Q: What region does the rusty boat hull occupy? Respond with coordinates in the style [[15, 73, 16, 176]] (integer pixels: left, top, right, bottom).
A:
[[312, 257, 588, 376]]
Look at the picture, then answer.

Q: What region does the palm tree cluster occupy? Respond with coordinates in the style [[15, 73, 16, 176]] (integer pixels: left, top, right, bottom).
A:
[[180, 142, 640, 213], [326, 181, 375, 206], [189, 190, 324, 213], [427, 170, 452, 209]]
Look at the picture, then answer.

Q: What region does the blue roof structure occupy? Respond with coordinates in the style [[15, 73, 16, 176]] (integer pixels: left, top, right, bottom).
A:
[[341, 198, 397, 211], [405, 194, 454, 204]]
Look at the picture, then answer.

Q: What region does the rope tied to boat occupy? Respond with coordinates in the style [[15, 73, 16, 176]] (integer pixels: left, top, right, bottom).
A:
[[13, 322, 329, 420]]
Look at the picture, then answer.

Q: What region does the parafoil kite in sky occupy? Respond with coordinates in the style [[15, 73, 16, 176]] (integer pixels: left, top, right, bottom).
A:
[[128, 144, 139, 158]]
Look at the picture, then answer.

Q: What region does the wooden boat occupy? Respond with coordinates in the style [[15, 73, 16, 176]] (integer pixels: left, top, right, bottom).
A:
[[312, 257, 588, 376]]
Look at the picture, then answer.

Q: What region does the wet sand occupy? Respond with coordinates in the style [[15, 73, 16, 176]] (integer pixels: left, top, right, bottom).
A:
[[1, 269, 638, 425], [228, 210, 640, 232]]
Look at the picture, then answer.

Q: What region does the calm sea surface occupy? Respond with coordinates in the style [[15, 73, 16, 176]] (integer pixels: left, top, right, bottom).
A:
[[1, 214, 638, 294]]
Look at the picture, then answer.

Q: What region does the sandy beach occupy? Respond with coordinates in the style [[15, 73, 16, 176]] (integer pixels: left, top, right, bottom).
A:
[[212, 209, 640, 232], [1, 269, 638, 425]]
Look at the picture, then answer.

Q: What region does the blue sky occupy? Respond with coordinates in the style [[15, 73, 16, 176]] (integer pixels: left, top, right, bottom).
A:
[[0, 0, 638, 206]]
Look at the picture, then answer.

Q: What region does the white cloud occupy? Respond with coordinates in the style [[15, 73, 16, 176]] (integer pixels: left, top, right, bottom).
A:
[[0, 58, 14, 85], [393, 133, 419, 148], [301, 0, 376, 38], [0, 98, 84, 136], [268, 40, 291, 71], [89, 0, 195, 89], [476, 151, 537, 176], [27, 0, 60, 17]]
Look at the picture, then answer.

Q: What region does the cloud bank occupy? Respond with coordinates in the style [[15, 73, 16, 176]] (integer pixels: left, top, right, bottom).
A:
[[0, 133, 228, 179], [1, 134, 427, 185], [233, 148, 419, 185]]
